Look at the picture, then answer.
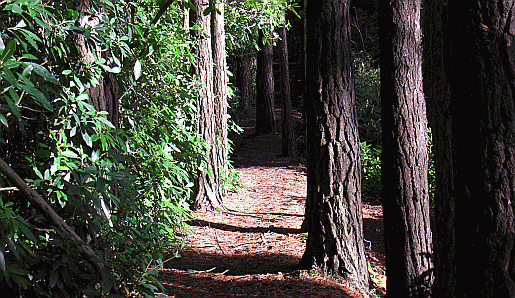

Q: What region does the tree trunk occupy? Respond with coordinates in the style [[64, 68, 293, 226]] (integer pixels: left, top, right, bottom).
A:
[[240, 50, 253, 115], [277, 24, 296, 158], [300, 0, 370, 292], [445, 2, 515, 297], [190, 0, 222, 210], [423, 1, 455, 297], [379, 0, 433, 296], [256, 31, 276, 135], [211, 0, 228, 187], [74, 0, 119, 128]]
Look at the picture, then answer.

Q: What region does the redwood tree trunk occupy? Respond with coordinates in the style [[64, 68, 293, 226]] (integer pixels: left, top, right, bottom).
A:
[[379, 0, 433, 296], [278, 24, 296, 158], [74, 0, 119, 128], [445, 2, 515, 296], [423, 0, 455, 297], [300, 0, 370, 292], [211, 0, 228, 184], [190, 0, 222, 210], [256, 31, 276, 135]]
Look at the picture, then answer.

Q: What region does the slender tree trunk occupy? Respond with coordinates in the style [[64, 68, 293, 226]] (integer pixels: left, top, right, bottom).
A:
[[300, 0, 370, 292], [256, 31, 276, 135], [190, 0, 222, 210], [380, 1, 433, 296], [423, 1, 455, 297], [240, 50, 253, 115], [444, 2, 515, 297], [278, 24, 296, 158], [211, 0, 228, 187]]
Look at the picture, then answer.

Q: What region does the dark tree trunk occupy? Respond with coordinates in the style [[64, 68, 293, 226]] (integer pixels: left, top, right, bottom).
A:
[[240, 51, 253, 115], [379, 0, 433, 296], [423, 1, 455, 297], [439, 2, 515, 297], [277, 24, 296, 158], [190, 0, 223, 210], [74, 0, 119, 128], [211, 0, 228, 185], [300, 0, 370, 292], [256, 31, 276, 135]]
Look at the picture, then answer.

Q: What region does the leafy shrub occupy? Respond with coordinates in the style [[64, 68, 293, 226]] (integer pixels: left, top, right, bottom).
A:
[[0, 1, 203, 296]]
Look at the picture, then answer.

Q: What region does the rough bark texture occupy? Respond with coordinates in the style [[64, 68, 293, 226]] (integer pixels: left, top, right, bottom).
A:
[[191, 0, 223, 210], [211, 1, 228, 187], [74, 0, 119, 128], [278, 25, 296, 158], [379, 0, 433, 296], [300, 0, 370, 292], [256, 31, 276, 135], [446, 2, 515, 297], [423, 1, 455, 297]]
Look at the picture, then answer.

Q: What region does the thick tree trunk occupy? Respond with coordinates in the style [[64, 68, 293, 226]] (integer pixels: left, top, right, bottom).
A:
[[379, 0, 433, 296], [423, 1, 455, 297], [190, 0, 222, 210], [256, 31, 276, 135], [300, 0, 370, 292], [445, 2, 515, 297], [277, 24, 296, 158], [211, 1, 228, 185]]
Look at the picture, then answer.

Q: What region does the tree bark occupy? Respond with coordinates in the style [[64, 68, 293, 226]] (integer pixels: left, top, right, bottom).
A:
[[439, 2, 515, 297], [74, 0, 119, 128], [190, 0, 223, 210], [423, 1, 455, 297], [379, 0, 433, 296], [278, 24, 296, 158], [240, 50, 253, 115], [256, 31, 276, 135], [211, 0, 228, 187], [300, 0, 370, 292]]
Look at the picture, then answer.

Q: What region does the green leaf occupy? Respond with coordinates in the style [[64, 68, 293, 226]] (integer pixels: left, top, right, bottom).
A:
[[18, 224, 37, 244], [0, 114, 8, 127], [94, 116, 115, 129], [62, 70, 72, 75], [62, 150, 79, 159], [5, 95, 21, 119], [134, 60, 142, 81], [82, 131, 92, 147], [2, 67, 18, 87], [0, 40, 16, 66], [17, 84, 53, 111], [24, 62, 59, 84]]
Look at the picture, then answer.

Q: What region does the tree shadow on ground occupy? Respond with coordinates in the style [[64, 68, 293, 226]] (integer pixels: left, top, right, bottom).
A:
[[161, 250, 358, 297], [165, 250, 300, 276], [189, 219, 304, 235]]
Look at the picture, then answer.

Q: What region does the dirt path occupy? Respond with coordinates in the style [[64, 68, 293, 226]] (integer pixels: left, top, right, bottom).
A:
[[158, 110, 386, 297]]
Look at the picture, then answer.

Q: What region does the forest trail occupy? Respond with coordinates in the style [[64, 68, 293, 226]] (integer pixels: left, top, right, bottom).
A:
[[158, 109, 386, 297]]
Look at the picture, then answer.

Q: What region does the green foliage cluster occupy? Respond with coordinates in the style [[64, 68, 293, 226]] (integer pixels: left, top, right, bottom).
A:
[[0, 0, 204, 296]]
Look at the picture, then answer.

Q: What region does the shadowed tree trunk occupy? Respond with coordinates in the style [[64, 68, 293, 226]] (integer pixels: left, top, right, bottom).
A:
[[423, 0, 455, 297], [278, 24, 296, 158], [190, 0, 223, 210], [300, 0, 370, 292], [240, 51, 253, 115], [74, 0, 119, 128], [429, 1, 515, 297], [379, 0, 433, 296], [211, 0, 228, 189], [256, 31, 276, 135]]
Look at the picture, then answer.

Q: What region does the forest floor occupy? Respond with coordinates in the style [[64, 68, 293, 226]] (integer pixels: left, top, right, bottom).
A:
[[158, 109, 386, 297]]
